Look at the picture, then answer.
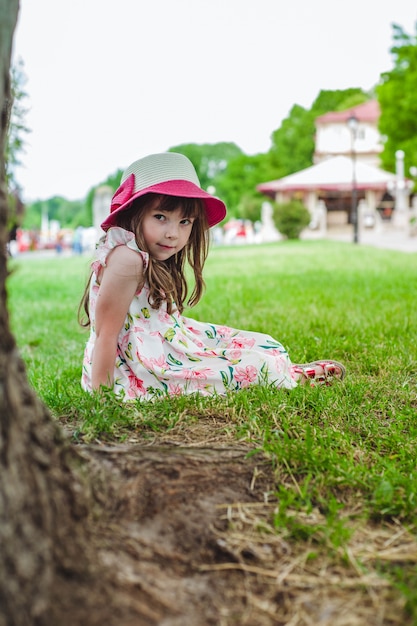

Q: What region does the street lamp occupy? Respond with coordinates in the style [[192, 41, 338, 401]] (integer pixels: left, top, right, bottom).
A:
[[347, 113, 359, 244]]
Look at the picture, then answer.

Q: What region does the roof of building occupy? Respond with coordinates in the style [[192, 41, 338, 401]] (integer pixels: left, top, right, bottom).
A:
[[257, 155, 397, 195], [315, 100, 380, 125]]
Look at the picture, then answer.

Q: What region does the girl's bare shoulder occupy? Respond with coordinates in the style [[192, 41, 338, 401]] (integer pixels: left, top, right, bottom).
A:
[[100, 244, 145, 283]]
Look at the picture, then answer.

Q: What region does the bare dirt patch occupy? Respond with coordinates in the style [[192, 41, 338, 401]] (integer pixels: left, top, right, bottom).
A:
[[66, 418, 415, 626]]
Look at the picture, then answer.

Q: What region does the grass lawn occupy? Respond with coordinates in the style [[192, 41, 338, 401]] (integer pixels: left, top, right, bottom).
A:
[[7, 239, 417, 622]]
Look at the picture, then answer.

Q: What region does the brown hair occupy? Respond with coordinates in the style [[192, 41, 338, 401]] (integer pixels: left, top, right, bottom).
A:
[[78, 194, 209, 327]]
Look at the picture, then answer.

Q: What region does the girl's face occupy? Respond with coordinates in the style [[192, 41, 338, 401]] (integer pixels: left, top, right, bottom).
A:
[[141, 199, 196, 261]]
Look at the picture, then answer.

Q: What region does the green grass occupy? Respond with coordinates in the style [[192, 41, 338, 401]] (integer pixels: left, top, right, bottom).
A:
[[7, 240, 417, 620]]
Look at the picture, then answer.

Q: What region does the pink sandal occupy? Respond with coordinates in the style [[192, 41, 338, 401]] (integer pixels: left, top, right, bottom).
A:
[[292, 360, 346, 386]]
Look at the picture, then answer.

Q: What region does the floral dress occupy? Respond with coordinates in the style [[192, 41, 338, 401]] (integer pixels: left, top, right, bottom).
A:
[[81, 227, 298, 400]]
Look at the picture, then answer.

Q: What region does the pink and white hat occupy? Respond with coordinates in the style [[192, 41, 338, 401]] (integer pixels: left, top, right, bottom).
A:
[[101, 152, 227, 231]]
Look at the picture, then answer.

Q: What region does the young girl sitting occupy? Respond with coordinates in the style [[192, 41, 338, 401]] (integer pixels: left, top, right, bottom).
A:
[[79, 152, 345, 400]]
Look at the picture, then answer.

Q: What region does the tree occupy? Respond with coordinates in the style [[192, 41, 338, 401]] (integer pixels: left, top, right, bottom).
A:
[[269, 89, 370, 180], [168, 141, 243, 191], [269, 104, 316, 176], [23, 196, 87, 229], [311, 88, 370, 117], [214, 152, 278, 219], [4, 58, 29, 235], [377, 22, 417, 176], [5, 57, 29, 190]]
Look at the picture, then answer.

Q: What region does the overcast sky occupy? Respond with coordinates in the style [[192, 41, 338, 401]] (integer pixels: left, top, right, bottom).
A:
[[12, 0, 417, 202]]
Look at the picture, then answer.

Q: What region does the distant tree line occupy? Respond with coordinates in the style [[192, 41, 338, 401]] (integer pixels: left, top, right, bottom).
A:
[[10, 22, 417, 231]]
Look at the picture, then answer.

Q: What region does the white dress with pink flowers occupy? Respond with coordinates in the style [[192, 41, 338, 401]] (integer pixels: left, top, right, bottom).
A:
[[81, 227, 297, 400]]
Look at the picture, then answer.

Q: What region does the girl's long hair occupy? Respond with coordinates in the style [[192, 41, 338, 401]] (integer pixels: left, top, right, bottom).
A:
[[78, 193, 209, 327]]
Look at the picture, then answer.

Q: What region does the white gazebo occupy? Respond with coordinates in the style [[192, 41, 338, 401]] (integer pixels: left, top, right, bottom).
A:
[[257, 155, 401, 234]]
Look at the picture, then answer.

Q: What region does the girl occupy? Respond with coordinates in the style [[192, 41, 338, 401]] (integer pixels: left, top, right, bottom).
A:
[[79, 152, 345, 400]]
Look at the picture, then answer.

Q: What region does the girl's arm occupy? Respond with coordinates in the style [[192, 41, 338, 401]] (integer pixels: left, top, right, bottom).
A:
[[91, 245, 144, 390]]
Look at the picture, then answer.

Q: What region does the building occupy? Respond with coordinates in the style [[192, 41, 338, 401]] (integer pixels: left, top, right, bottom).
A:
[[314, 100, 382, 167], [257, 100, 413, 236]]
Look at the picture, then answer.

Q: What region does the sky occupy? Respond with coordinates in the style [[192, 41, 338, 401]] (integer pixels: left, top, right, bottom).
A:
[[12, 0, 417, 202]]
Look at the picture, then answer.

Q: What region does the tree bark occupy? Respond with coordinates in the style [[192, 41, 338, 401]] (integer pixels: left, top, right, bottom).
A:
[[0, 4, 105, 625]]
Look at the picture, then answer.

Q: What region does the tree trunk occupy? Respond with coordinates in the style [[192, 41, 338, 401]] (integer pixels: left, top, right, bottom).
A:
[[0, 5, 110, 625]]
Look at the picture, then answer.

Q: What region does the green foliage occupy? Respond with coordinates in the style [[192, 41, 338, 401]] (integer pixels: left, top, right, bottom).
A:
[[214, 152, 278, 218], [377, 23, 417, 177], [237, 193, 263, 223], [6, 59, 30, 231], [312, 88, 370, 116], [272, 199, 311, 239], [23, 196, 87, 230], [6, 58, 30, 191], [168, 142, 243, 191], [23, 169, 123, 230], [268, 89, 370, 179], [269, 104, 316, 175]]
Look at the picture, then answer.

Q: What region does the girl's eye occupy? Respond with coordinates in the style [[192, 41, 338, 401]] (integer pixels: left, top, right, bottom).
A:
[[181, 218, 193, 226], [154, 214, 165, 221]]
